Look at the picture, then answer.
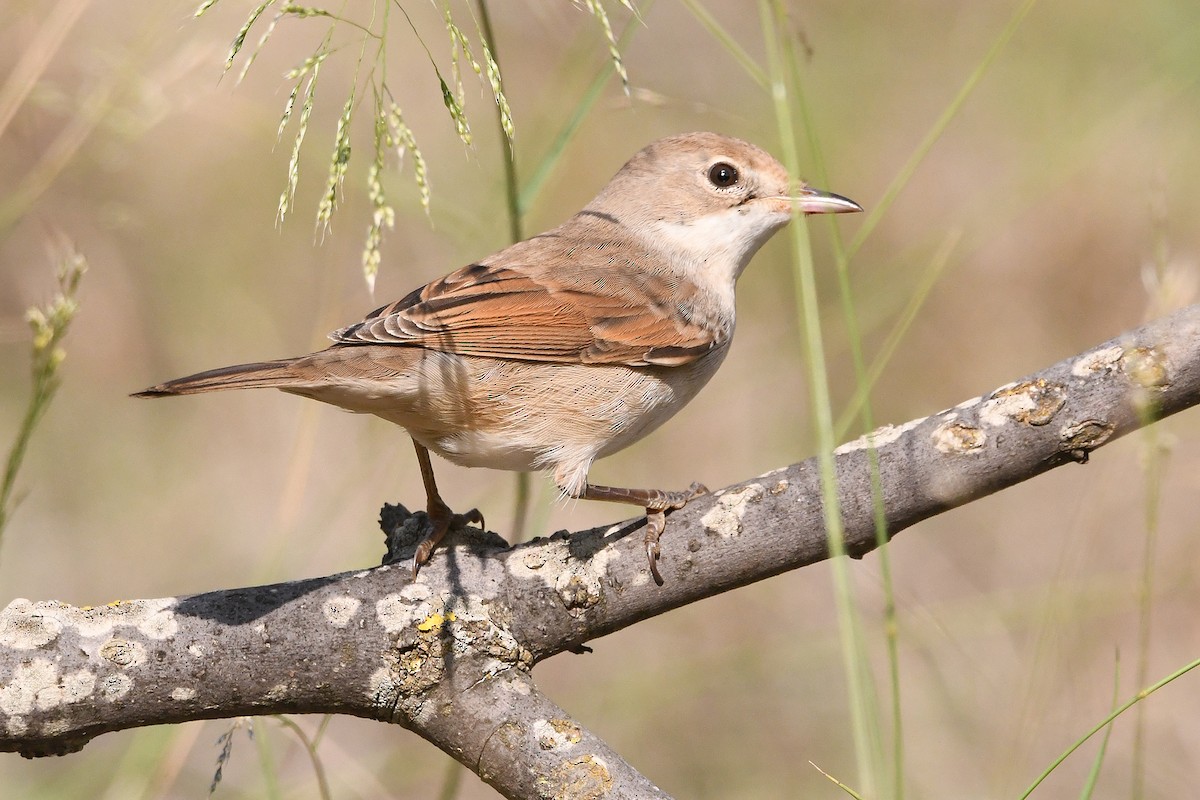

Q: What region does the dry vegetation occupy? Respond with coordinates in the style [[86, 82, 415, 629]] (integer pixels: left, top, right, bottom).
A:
[[1, 1, 1198, 798]]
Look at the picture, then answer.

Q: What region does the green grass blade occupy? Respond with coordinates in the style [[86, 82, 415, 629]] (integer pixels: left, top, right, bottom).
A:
[[679, 0, 766, 88], [783, 24, 903, 796], [474, 0, 532, 540], [760, 1, 881, 794], [251, 719, 281, 800], [273, 716, 332, 800], [832, 230, 961, 440], [1078, 653, 1121, 800], [517, 2, 652, 215], [810, 761, 867, 800], [0, 251, 86, 560], [847, 0, 1040, 262], [1020, 656, 1200, 799]]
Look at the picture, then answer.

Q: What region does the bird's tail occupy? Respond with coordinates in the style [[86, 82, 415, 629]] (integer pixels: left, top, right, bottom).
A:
[[133, 359, 304, 397]]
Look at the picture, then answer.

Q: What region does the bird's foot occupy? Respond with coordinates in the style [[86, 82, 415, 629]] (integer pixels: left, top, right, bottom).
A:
[[643, 482, 708, 585], [412, 503, 485, 577]]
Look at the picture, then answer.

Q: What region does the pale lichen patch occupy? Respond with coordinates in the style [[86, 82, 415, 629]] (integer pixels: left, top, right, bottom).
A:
[[39, 717, 71, 736], [100, 638, 146, 668], [101, 674, 132, 701], [55, 597, 181, 641], [506, 539, 570, 586], [0, 658, 57, 715], [932, 419, 986, 454], [1123, 346, 1170, 389], [981, 380, 1066, 427], [265, 683, 294, 702], [5, 715, 27, 736], [38, 670, 95, 709], [555, 567, 603, 616], [376, 594, 429, 633], [543, 753, 613, 797], [65, 605, 124, 639], [1072, 345, 1123, 377], [400, 583, 432, 602], [980, 385, 1035, 427], [323, 596, 361, 628], [835, 418, 926, 454], [700, 483, 765, 537], [368, 665, 403, 708], [122, 598, 179, 640], [534, 718, 583, 750], [0, 599, 63, 649], [170, 687, 196, 702], [1060, 419, 1116, 455]]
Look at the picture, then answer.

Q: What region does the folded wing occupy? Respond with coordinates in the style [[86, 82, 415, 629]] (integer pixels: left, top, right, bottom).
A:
[[331, 260, 723, 368]]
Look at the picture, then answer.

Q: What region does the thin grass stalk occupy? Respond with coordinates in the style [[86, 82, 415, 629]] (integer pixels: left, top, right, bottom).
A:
[[436, 758, 464, 800], [832, 231, 960, 440], [0, 0, 89, 139], [678, 0, 766, 88], [781, 23, 904, 798], [1130, 227, 1174, 799], [1079, 654, 1122, 800], [274, 716, 333, 800], [517, 2, 652, 215], [845, 0, 1040, 263], [1130, 429, 1163, 800], [472, 0, 532, 542], [252, 719, 282, 800], [760, 1, 880, 794], [810, 760, 867, 799], [1019, 656, 1200, 799], [0, 252, 86, 560]]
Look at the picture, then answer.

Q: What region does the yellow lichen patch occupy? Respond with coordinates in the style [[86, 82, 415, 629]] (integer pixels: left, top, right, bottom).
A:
[[1123, 346, 1170, 390], [416, 611, 456, 632], [539, 753, 613, 800]]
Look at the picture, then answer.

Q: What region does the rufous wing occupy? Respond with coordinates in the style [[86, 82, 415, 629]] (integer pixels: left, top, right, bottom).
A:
[[331, 261, 723, 368]]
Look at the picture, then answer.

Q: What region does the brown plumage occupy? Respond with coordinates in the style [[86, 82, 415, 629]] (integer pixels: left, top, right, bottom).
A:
[[136, 132, 861, 583]]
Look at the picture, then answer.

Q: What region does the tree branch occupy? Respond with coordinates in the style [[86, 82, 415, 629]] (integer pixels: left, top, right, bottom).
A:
[[2, 305, 1198, 798]]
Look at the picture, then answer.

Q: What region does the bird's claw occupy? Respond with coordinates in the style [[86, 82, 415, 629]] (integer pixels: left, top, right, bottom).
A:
[[411, 506, 485, 578], [643, 481, 707, 585], [644, 508, 667, 586]]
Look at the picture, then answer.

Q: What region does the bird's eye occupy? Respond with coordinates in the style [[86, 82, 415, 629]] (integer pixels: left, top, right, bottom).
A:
[[707, 162, 739, 188]]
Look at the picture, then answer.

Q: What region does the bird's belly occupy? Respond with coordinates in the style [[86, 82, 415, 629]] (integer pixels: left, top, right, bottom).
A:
[[429, 352, 728, 474], [298, 348, 728, 474], [415, 429, 545, 472]]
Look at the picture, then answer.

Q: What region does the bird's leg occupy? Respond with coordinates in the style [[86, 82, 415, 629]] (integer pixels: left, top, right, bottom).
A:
[[411, 441, 484, 576], [571, 481, 708, 585]]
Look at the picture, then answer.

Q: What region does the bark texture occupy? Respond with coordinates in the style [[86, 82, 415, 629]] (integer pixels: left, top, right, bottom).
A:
[[2, 305, 1198, 798]]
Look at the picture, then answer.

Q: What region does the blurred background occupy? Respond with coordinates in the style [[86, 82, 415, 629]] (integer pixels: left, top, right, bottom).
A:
[[2, 1, 1199, 797]]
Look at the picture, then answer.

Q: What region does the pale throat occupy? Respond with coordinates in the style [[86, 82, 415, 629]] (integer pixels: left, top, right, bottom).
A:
[[644, 206, 788, 305]]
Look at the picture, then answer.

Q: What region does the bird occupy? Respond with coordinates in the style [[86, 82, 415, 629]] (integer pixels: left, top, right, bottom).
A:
[[136, 131, 861, 584]]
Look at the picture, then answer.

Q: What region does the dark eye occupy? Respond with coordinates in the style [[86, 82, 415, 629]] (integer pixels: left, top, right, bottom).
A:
[[707, 162, 739, 188]]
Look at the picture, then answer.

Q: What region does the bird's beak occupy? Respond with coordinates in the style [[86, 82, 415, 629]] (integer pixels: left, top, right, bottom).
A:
[[794, 186, 863, 215]]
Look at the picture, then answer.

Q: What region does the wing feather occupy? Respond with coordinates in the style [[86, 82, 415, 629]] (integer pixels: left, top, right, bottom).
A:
[[331, 255, 724, 367]]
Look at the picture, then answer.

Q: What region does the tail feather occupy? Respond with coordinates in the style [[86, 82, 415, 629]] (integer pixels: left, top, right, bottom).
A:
[[133, 359, 302, 397]]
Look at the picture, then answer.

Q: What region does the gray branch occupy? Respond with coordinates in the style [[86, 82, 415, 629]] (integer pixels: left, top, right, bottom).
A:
[[2, 305, 1198, 799]]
